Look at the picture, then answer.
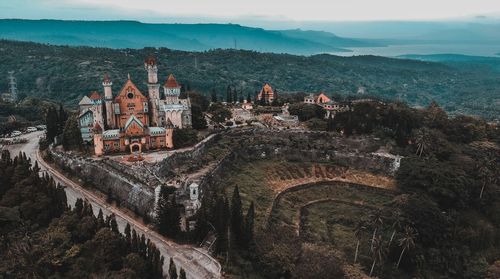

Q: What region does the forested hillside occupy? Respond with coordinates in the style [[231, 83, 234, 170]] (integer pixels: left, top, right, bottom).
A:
[[0, 40, 499, 119], [0, 151, 165, 278]]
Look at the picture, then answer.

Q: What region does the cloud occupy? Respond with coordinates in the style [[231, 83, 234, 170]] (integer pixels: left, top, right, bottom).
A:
[[2, 0, 500, 22]]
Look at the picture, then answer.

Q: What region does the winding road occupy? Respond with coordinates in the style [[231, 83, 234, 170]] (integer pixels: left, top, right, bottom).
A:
[[4, 131, 221, 279]]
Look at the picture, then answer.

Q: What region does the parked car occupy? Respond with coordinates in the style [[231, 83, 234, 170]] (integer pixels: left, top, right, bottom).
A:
[[36, 125, 47, 130], [26, 127, 38, 133], [10, 131, 22, 137]]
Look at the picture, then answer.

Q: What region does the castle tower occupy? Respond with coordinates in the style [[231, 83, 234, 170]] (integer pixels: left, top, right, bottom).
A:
[[164, 74, 181, 105], [102, 74, 115, 129], [165, 118, 174, 148], [145, 57, 161, 126], [93, 123, 104, 156]]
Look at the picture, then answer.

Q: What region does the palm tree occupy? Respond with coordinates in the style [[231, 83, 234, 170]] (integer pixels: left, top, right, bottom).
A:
[[413, 128, 430, 157], [369, 210, 384, 251], [477, 157, 497, 200], [353, 221, 366, 263], [388, 210, 403, 247], [396, 226, 417, 269], [369, 234, 385, 277]]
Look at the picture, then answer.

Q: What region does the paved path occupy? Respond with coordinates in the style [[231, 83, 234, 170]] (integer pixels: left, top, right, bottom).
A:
[[4, 131, 222, 279]]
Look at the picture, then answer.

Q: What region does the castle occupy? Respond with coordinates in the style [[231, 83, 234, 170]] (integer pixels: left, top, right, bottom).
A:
[[78, 57, 192, 156]]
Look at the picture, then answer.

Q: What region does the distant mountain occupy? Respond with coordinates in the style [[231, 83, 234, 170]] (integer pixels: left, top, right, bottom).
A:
[[0, 19, 379, 54], [274, 29, 384, 48]]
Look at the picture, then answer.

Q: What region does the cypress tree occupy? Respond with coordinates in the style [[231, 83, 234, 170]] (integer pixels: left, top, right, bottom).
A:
[[244, 201, 255, 246], [74, 198, 84, 217], [62, 114, 83, 151], [97, 209, 105, 229], [226, 85, 232, 103], [211, 88, 217, 103], [179, 268, 187, 279], [110, 214, 119, 233], [230, 186, 244, 247], [124, 223, 132, 247], [131, 229, 139, 253], [169, 258, 178, 279], [45, 106, 59, 143], [246, 92, 252, 103], [57, 103, 68, 135]]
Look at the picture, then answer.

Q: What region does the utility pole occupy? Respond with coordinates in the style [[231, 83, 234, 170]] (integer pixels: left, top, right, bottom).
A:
[[8, 71, 17, 102], [194, 56, 198, 70]]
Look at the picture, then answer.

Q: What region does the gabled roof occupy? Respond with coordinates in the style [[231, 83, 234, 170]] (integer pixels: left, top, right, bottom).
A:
[[164, 74, 180, 88], [124, 115, 144, 130], [89, 91, 101, 100], [78, 108, 93, 119], [115, 78, 147, 101], [79, 95, 93, 106], [262, 83, 273, 93]]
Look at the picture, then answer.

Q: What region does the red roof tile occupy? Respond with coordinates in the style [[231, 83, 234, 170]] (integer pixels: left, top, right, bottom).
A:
[[89, 91, 101, 100], [164, 74, 180, 88]]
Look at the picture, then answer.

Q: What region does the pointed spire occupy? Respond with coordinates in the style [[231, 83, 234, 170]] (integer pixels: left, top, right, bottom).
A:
[[103, 73, 111, 83], [127, 73, 131, 80]]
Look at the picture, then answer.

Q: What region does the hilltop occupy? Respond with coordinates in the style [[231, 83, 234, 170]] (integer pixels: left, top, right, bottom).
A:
[[0, 40, 498, 119]]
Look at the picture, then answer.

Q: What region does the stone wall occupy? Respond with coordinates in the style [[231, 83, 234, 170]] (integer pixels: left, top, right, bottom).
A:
[[49, 148, 155, 216]]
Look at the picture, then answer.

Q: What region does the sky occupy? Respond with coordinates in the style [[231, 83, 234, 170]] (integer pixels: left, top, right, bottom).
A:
[[1, 0, 500, 22]]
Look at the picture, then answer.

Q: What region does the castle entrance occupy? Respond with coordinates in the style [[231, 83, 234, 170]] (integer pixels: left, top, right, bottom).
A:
[[129, 142, 142, 154]]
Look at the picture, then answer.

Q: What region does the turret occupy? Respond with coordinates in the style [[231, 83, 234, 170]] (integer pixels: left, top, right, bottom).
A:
[[102, 74, 115, 129], [163, 74, 181, 104], [93, 123, 104, 156], [144, 57, 158, 84], [165, 118, 174, 148], [145, 57, 161, 126]]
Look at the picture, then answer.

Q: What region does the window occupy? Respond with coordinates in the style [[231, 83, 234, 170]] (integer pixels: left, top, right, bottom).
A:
[[127, 92, 134, 99]]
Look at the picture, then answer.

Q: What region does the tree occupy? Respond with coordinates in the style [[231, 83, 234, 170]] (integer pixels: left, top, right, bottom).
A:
[[210, 88, 217, 103], [389, 210, 404, 247], [369, 235, 385, 277], [477, 156, 497, 199], [369, 210, 384, 251], [179, 268, 187, 279], [230, 186, 244, 247], [57, 103, 68, 135], [226, 85, 233, 103], [62, 114, 83, 151], [169, 258, 178, 279], [155, 186, 181, 239], [246, 92, 252, 103], [191, 104, 208, 130], [208, 103, 232, 124], [396, 226, 417, 268], [45, 106, 59, 143], [124, 223, 132, 247], [172, 128, 198, 148], [244, 201, 255, 246], [353, 221, 366, 263], [413, 128, 431, 157]]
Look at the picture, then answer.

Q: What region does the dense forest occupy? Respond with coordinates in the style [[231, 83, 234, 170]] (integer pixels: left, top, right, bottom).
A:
[[0, 40, 499, 119], [0, 151, 165, 278]]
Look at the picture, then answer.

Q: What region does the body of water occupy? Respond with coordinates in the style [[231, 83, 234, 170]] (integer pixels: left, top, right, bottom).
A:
[[331, 43, 500, 58]]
